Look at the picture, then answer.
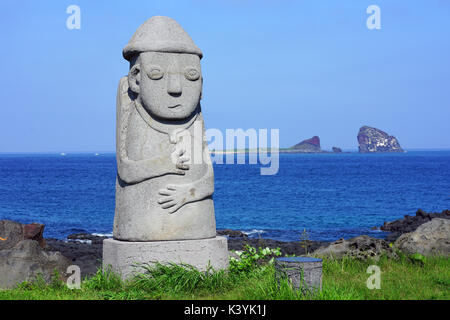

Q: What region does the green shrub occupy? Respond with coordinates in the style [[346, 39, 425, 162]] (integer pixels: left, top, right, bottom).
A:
[[229, 245, 281, 274], [409, 253, 427, 265]]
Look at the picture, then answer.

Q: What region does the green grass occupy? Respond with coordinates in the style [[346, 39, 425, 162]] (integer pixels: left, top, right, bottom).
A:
[[0, 250, 449, 300]]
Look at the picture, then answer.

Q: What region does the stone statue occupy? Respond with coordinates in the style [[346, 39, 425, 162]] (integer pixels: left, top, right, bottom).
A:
[[103, 16, 228, 277], [114, 16, 216, 241]]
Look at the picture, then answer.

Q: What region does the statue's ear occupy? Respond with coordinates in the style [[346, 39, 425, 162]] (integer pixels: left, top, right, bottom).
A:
[[128, 64, 140, 94], [199, 76, 203, 100]]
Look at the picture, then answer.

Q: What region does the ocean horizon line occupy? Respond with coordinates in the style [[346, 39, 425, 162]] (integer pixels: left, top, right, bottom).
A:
[[1, 148, 450, 155]]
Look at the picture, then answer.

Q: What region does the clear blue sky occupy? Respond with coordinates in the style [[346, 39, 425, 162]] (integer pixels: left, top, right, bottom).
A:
[[1, 0, 449, 152]]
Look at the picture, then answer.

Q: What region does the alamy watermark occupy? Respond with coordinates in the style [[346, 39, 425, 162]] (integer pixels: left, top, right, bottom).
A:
[[366, 5, 381, 30], [168, 123, 280, 176], [66, 5, 81, 30], [366, 265, 381, 289], [66, 265, 81, 289]]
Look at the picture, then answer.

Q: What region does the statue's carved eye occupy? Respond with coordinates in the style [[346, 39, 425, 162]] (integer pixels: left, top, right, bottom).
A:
[[147, 66, 164, 80], [184, 67, 200, 81]]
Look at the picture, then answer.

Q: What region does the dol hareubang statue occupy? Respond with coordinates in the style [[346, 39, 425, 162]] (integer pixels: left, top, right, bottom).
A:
[[114, 16, 216, 241], [103, 16, 228, 278]]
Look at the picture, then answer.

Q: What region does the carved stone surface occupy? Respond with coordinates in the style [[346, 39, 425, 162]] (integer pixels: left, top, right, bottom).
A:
[[104, 16, 228, 276], [275, 257, 322, 293], [113, 16, 216, 241]]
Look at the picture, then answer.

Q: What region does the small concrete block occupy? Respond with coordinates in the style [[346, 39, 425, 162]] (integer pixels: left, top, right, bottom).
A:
[[275, 257, 322, 293], [103, 236, 229, 279]]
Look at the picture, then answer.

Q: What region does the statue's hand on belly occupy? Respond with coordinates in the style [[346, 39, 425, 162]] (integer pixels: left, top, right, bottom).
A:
[[157, 183, 193, 214], [158, 165, 214, 213]]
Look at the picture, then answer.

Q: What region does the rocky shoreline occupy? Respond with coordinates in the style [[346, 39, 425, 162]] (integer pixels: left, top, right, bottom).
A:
[[1, 209, 449, 284], [381, 209, 449, 242], [42, 209, 449, 278], [44, 231, 329, 278]]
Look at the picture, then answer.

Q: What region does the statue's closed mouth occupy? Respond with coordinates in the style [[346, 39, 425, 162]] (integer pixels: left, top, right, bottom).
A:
[[168, 104, 182, 109]]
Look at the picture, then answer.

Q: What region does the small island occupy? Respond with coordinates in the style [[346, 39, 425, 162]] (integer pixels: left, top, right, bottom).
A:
[[357, 126, 404, 153], [290, 136, 322, 153], [280, 136, 343, 154]]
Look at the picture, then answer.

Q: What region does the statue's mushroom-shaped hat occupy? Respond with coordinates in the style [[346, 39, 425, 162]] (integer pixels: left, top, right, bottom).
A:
[[123, 16, 203, 61]]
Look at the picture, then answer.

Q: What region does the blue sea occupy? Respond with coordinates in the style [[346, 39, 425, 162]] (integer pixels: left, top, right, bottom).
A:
[[0, 152, 449, 242]]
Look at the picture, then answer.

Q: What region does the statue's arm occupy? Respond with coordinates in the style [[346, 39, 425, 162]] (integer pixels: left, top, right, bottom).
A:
[[188, 144, 214, 199], [118, 154, 183, 185], [116, 77, 185, 185], [157, 131, 214, 214]]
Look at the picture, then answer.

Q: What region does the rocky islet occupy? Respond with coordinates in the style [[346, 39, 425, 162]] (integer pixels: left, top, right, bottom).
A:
[[357, 126, 404, 153], [285, 126, 403, 154]]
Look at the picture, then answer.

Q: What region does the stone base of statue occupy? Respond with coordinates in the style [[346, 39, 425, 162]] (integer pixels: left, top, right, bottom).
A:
[[102, 236, 229, 279]]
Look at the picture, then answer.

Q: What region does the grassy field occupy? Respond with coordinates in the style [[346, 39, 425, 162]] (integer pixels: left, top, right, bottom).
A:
[[0, 247, 449, 300]]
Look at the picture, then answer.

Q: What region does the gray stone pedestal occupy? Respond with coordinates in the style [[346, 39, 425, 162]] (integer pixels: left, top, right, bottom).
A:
[[275, 257, 322, 293], [103, 236, 229, 279]]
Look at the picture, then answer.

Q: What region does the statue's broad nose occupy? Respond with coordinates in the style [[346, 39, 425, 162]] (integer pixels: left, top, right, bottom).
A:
[[167, 62, 182, 96]]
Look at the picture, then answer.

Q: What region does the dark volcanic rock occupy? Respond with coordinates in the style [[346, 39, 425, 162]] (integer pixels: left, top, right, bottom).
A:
[[357, 126, 403, 153], [381, 209, 450, 242], [332, 147, 342, 153], [312, 235, 397, 260], [0, 220, 23, 250], [45, 234, 107, 278], [291, 136, 322, 153], [67, 233, 108, 245], [0, 220, 46, 249], [23, 223, 46, 248], [0, 220, 71, 288], [0, 240, 71, 288], [394, 219, 450, 256], [217, 229, 248, 238]]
